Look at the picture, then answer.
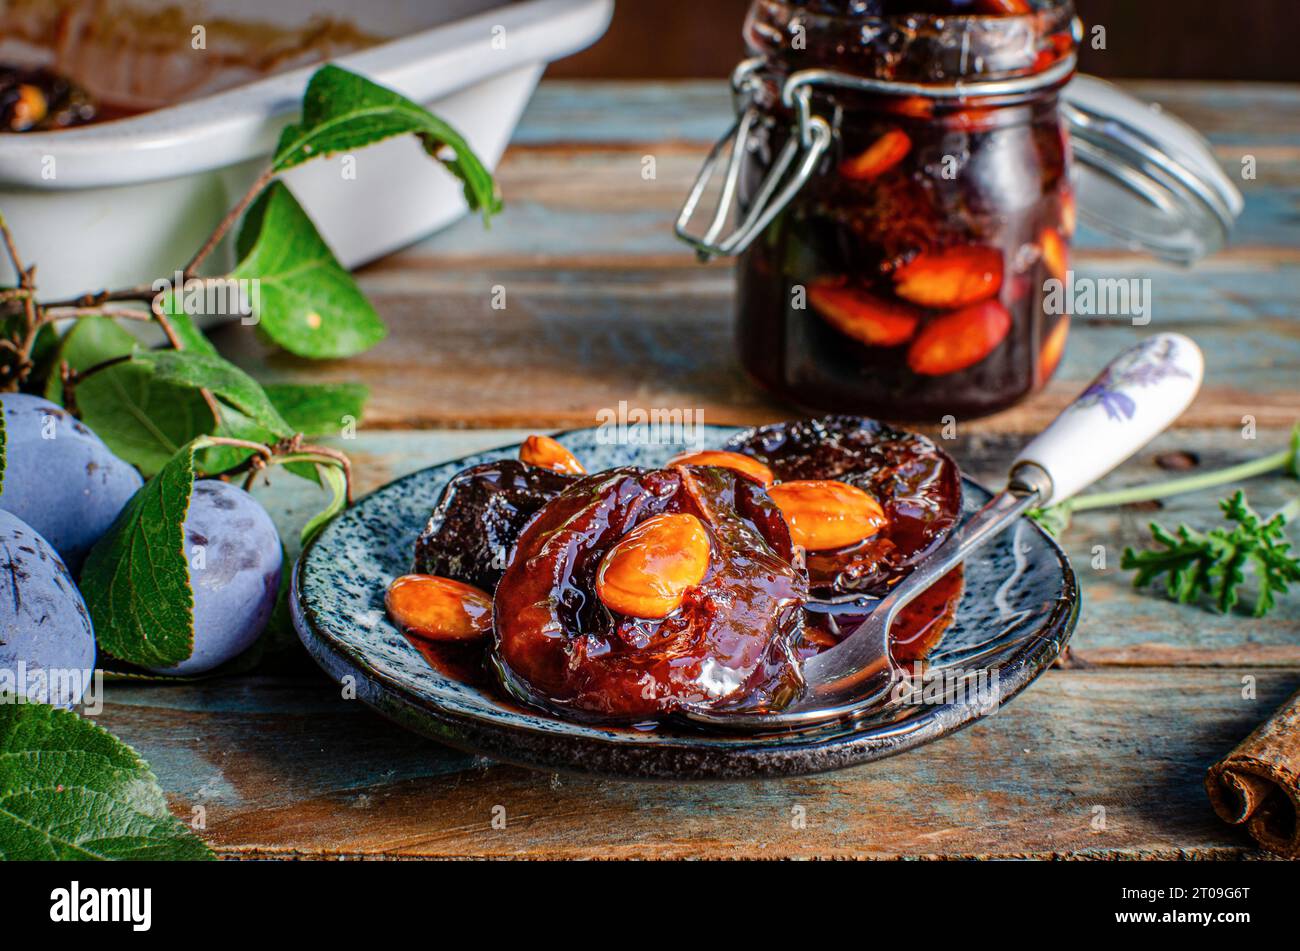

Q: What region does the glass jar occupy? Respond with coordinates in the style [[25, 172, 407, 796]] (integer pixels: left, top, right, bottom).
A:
[[677, 2, 1240, 422], [734, 0, 1080, 420]]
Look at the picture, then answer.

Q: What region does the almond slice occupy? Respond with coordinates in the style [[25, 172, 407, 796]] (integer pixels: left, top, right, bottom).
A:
[[386, 575, 493, 642], [596, 513, 711, 619], [893, 246, 1004, 309], [767, 480, 887, 552], [809, 280, 920, 347], [667, 450, 775, 487], [519, 434, 586, 474]]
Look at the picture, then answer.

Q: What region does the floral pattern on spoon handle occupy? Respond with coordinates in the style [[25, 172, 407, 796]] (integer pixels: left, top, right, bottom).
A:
[[1013, 333, 1205, 506]]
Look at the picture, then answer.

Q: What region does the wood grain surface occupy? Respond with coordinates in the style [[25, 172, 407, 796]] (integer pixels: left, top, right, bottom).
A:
[[126, 79, 1300, 859]]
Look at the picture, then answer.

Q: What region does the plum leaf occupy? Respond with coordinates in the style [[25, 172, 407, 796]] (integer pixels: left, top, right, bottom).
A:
[[273, 64, 501, 221], [81, 441, 199, 668], [131, 348, 293, 438], [75, 363, 214, 478], [196, 383, 365, 481], [263, 382, 367, 435], [44, 315, 137, 404], [232, 182, 386, 359], [0, 703, 212, 860]]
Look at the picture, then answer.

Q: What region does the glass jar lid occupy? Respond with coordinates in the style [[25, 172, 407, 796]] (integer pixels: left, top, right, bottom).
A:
[[1062, 74, 1243, 264]]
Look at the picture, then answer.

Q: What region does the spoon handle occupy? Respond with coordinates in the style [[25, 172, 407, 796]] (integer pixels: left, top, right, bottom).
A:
[[805, 334, 1205, 693], [1011, 333, 1204, 507]]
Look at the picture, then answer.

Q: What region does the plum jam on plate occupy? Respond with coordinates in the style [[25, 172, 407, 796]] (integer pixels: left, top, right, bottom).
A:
[[294, 420, 1078, 777], [385, 416, 964, 725]]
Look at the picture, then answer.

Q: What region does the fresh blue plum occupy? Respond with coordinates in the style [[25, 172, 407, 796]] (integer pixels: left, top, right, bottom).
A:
[[0, 509, 96, 707], [0, 393, 143, 573], [149, 480, 282, 675]]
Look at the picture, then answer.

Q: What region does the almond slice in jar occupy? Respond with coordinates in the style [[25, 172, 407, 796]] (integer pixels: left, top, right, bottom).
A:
[[1040, 227, 1069, 281], [978, 0, 1033, 13], [808, 280, 920, 347], [386, 575, 493, 642], [1039, 316, 1070, 383], [1060, 187, 1077, 238], [907, 300, 1013, 376], [519, 434, 586, 474], [839, 129, 911, 181], [667, 450, 775, 487], [766, 480, 888, 552], [892, 246, 1004, 309], [595, 513, 711, 619]]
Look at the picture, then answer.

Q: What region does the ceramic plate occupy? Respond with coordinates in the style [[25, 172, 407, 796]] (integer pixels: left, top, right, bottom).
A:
[[293, 425, 1078, 780]]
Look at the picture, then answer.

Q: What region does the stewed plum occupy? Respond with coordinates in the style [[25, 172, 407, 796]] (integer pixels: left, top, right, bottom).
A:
[[492, 465, 806, 720], [413, 459, 575, 593], [725, 416, 962, 597], [394, 417, 965, 723]]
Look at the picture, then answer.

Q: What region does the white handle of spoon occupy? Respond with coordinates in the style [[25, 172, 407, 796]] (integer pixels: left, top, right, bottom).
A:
[[1010, 333, 1204, 507]]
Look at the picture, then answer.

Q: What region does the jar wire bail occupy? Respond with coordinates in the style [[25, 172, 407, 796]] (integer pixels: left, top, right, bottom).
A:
[[676, 51, 1078, 261]]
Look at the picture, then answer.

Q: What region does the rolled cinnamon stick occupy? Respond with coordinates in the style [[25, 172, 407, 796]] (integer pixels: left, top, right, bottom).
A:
[[1206, 688, 1300, 858]]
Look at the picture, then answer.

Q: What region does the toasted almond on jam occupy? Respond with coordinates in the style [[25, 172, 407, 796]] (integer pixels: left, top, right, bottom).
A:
[[907, 300, 1013, 376], [892, 246, 1004, 309], [386, 575, 493, 642], [668, 450, 775, 487], [840, 129, 911, 181], [519, 434, 586, 474], [808, 280, 920, 347], [979, 0, 1031, 12], [766, 480, 887, 552], [596, 513, 711, 619], [1040, 227, 1069, 281], [1039, 316, 1070, 383]]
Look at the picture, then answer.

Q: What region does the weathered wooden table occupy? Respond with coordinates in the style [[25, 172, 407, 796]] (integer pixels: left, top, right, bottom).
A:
[[102, 80, 1300, 859]]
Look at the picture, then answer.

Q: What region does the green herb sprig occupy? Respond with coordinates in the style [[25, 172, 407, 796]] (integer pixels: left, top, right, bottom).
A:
[[1120, 492, 1300, 617], [1031, 423, 1300, 616]]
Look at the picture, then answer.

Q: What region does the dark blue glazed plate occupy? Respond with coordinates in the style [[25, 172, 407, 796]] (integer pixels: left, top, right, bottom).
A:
[[293, 425, 1078, 780]]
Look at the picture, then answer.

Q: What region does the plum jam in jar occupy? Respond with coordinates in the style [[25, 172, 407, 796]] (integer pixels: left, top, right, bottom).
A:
[[689, 0, 1081, 420]]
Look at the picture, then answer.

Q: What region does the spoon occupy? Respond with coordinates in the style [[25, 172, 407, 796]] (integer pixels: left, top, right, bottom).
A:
[[685, 333, 1205, 731]]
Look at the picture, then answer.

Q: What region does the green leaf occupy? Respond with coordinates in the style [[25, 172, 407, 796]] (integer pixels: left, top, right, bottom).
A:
[[300, 463, 348, 546], [1122, 490, 1300, 617], [197, 402, 273, 476], [26, 321, 62, 391], [81, 441, 199, 668], [158, 304, 220, 357], [1027, 505, 1070, 537], [264, 382, 367, 435], [75, 363, 214, 477], [0, 703, 212, 860], [196, 383, 366, 480], [232, 182, 386, 359], [132, 348, 293, 438], [44, 316, 138, 404], [274, 64, 501, 221]]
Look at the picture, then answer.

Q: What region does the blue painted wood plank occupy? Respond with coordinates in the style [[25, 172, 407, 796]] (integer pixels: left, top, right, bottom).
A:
[[96, 668, 1300, 857]]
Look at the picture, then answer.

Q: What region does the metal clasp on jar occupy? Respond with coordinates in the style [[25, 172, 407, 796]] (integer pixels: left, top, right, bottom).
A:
[[676, 48, 1079, 262]]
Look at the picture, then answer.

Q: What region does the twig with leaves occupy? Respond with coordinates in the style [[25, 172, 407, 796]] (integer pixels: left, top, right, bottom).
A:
[[0, 64, 501, 672]]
